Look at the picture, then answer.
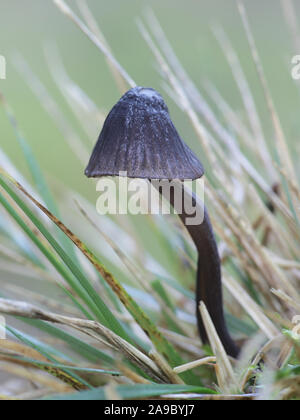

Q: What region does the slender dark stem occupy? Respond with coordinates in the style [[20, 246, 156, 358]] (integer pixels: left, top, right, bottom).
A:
[[153, 180, 240, 358]]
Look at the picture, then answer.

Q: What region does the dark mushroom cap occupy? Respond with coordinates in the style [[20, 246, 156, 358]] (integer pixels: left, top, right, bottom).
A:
[[85, 87, 204, 180]]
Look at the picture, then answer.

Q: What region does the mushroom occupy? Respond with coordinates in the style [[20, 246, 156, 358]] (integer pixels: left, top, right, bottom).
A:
[[85, 86, 239, 358]]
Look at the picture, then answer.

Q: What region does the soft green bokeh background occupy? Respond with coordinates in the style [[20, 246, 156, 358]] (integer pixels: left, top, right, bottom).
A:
[[0, 4, 299, 382], [0, 0, 299, 199]]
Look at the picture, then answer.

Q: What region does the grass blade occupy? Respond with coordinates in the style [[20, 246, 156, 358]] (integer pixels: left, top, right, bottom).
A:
[[0, 170, 199, 384], [49, 383, 217, 400], [0, 173, 132, 344]]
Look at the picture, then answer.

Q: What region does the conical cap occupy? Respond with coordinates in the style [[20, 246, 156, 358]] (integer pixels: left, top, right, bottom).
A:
[[85, 87, 204, 180]]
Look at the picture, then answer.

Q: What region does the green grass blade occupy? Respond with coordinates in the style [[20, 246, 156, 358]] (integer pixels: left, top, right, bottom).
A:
[[0, 353, 120, 376], [23, 318, 114, 365], [49, 383, 217, 400], [0, 171, 199, 385], [0, 176, 132, 344], [0, 94, 80, 263], [7, 326, 92, 390], [0, 190, 96, 320]]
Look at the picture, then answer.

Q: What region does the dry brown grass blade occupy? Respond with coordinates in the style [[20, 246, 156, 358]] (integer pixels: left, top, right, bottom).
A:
[[239, 335, 285, 390], [173, 357, 216, 374], [74, 198, 194, 338], [275, 163, 300, 205], [103, 383, 122, 400], [199, 302, 239, 393], [0, 388, 53, 401], [206, 182, 298, 299], [76, 0, 127, 94], [163, 393, 257, 400], [74, 199, 140, 282], [211, 215, 275, 306], [0, 243, 63, 285], [224, 273, 279, 339], [0, 362, 73, 393], [137, 19, 216, 167], [149, 350, 185, 385], [0, 352, 87, 392], [159, 328, 202, 357], [281, 0, 300, 52], [43, 43, 104, 142], [143, 9, 239, 184], [205, 81, 257, 154], [247, 185, 298, 257], [0, 169, 190, 376], [203, 81, 298, 236], [187, 78, 297, 242], [0, 298, 167, 383], [0, 340, 50, 362], [268, 255, 300, 271], [237, 0, 296, 184], [0, 336, 87, 391], [13, 54, 89, 166], [116, 361, 150, 385], [271, 289, 300, 313], [4, 284, 80, 316], [212, 24, 274, 178], [53, 0, 135, 89], [276, 341, 294, 369]]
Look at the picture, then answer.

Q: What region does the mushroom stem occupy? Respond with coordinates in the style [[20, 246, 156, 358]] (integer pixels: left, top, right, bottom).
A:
[[153, 180, 240, 358], [85, 86, 239, 358]]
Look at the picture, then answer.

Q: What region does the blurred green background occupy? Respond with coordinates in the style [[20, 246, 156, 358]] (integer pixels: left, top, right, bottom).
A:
[[0, 0, 299, 199]]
